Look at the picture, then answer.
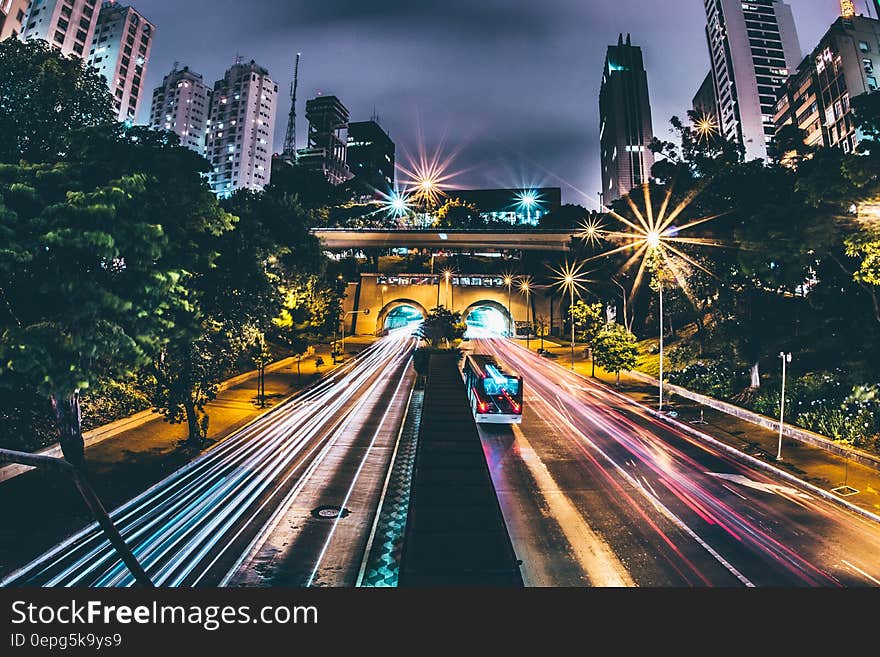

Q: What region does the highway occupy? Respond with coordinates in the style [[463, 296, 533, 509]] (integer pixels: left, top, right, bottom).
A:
[[1, 332, 416, 588], [472, 338, 880, 587]]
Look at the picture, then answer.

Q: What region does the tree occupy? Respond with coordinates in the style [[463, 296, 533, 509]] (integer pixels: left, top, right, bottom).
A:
[[0, 39, 116, 164], [434, 198, 482, 228], [534, 314, 550, 350], [569, 300, 605, 376], [416, 306, 465, 348], [592, 324, 639, 386], [539, 204, 593, 230], [0, 164, 183, 469]]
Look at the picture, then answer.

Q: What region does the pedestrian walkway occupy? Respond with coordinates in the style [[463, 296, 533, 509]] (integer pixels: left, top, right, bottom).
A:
[[510, 338, 880, 519]]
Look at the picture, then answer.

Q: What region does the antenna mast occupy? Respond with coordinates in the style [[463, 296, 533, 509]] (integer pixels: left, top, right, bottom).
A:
[[283, 52, 301, 161]]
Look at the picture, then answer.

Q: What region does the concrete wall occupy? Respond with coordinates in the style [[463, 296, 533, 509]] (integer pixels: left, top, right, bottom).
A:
[[627, 369, 880, 473], [341, 274, 559, 336]]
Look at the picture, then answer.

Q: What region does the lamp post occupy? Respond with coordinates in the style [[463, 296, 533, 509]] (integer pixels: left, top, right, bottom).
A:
[[520, 279, 532, 349], [658, 283, 664, 412], [381, 284, 388, 308], [776, 352, 792, 461], [504, 275, 514, 337], [444, 269, 453, 311], [566, 274, 576, 370]]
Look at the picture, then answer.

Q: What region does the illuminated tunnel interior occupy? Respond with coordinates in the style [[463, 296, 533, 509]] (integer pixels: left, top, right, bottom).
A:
[[464, 305, 509, 338], [384, 305, 425, 330]]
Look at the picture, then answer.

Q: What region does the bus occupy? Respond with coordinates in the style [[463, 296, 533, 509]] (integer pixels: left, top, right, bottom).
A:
[[462, 354, 523, 424]]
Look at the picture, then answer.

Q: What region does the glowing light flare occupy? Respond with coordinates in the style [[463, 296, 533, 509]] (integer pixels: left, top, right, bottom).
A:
[[694, 113, 719, 141], [549, 259, 593, 299], [577, 217, 606, 247], [588, 183, 728, 302]]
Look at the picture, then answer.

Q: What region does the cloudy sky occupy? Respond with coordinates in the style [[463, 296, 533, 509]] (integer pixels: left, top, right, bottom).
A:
[[135, 0, 847, 207]]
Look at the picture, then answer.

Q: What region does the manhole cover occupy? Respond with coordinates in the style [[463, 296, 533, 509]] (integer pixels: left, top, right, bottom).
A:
[[311, 505, 351, 519]]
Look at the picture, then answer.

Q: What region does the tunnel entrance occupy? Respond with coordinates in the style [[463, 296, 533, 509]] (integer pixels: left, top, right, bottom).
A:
[[384, 304, 425, 330], [463, 303, 511, 339]]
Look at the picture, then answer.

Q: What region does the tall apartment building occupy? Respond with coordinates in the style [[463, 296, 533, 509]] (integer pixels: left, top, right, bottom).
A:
[[347, 119, 395, 194], [599, 34, 655, 204], [87, 1, 154, 123], [205, 59, 278, 197], [149, 65, 212, 155], [20, 0, 100, 58], [703, 0, 802, 161], [775, 15, 880, 155], [0, 0, 29, 40], [693, 71, 719, 122], [297, 95, 352, 186]]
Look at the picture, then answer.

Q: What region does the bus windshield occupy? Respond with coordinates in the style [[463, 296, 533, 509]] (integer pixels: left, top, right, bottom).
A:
[[484, 377, 519, 396]]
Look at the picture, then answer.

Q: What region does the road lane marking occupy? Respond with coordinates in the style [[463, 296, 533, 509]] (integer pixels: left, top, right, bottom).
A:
[[707, 472, 813, 501], [841, 559, 880, 586], [511, 425, 636, 587], [721, 484, 748, 501]]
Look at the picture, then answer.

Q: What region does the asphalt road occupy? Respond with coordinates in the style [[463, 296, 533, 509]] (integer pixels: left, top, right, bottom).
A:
[[1, 332, 416, 588], [472, 337, 880, 587]]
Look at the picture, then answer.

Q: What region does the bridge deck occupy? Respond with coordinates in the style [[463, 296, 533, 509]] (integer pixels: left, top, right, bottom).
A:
[[312, 228, 574, 251], [399, 353, 523, 586]]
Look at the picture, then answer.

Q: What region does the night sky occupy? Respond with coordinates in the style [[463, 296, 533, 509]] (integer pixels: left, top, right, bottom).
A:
[[135, 0, 844, 207]]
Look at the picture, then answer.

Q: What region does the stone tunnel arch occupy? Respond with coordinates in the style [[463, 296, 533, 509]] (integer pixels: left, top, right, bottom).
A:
[[461, 300, 514, 337], [376, 299, 429, 333]]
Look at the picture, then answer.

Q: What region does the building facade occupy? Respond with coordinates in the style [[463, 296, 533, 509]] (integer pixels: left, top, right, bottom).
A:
[[703, 0, 801, 161], [205, 59, 278, 197], [775, 15, 880, 155], [346, 120, 395, 195], [297, 95, 352, 186], [599, 34, 655, 205], [0, 0, 29, 40], [693, 70, 719, 121], [87, 1, 154, 123], [20, 0, 100, 58], [149, 65, 211, 155]]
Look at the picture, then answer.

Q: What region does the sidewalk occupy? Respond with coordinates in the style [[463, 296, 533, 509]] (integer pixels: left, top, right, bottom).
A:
[[511, 337, 880, 519], [0, 337, 377, 577]]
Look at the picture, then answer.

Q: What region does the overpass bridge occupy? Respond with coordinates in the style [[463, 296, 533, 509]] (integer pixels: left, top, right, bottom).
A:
[[313, 228, 577, 252], [341, 273, 563, 337]]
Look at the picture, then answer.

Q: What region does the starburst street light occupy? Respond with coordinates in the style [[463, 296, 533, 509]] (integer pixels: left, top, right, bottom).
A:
[[396, 140, 464, 213], [577, 216, 606, 248], [549, 260, 593, 370], [519, 276, 534, 348], [590, 183, 727, 411], [694, 113, 719, 142], [515, 190, 543, 224], [381, 188, 412, 219]]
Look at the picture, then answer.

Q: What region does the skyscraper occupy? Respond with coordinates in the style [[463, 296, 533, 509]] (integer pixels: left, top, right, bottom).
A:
[[297, 95, 352, 186], [87, 1, 154, 123], [774, 15, 880, 155], [206, 59, 278, 197], [692, 71, 719, 123], [703, 0, 802, 161], [20, 0, 100, 58], [599, 34, 655, 205], [0, 0, 29, 41], [347, 119, 395, 195], [149, 65, 212, 155]]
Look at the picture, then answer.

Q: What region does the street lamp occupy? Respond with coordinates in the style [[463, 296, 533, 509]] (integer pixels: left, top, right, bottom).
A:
[[381, 284, 388, 308], [777, 352, 792, 461], [519, 278, 532, 349], [443, 269, 453, 311], [503, 274, 515, 337]]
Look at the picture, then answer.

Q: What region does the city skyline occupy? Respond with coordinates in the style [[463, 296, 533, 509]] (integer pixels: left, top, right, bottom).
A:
[[133, 0, 842, 207]]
